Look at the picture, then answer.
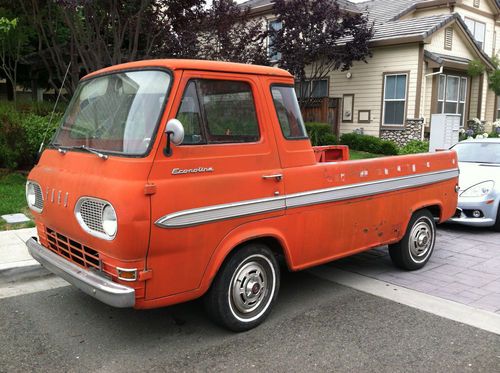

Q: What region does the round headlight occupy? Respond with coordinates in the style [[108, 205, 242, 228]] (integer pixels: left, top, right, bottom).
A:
[[102, 205, 117, 237], [26, 182, 36, 207]]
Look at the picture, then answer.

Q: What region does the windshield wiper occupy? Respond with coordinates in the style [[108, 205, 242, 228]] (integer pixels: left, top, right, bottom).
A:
[[55, 144, 108, 160]]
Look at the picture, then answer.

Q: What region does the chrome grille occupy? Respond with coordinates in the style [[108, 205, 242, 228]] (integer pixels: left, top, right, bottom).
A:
[[45, 227, 100, 270], [33, 183, 44, 210], [79, 199, 106, 234]]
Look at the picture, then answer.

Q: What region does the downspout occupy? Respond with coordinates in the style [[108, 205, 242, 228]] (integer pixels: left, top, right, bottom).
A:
[[421, 66, 444, 139]]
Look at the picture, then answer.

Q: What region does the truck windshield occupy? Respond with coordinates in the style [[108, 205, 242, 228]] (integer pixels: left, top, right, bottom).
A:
[[52, 70, 171, 156]]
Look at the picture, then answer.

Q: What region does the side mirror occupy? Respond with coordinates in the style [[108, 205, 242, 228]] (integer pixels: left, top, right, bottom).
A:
[[164, 119, 185, 157]]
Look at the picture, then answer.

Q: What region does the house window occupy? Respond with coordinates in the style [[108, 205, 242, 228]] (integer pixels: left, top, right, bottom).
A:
[[437, 74, 467, 125], [464, 17, 486, 49], [268, 20, 282, 61], [444, 28, 453, 50], [294, 79, 328, 98], [383, 73, 407, 126], [473, 0, 480, 8], [496, 96, 500, 119]]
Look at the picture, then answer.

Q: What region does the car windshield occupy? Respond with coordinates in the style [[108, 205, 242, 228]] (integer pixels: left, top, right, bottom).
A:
[[453, 142, 500, 164], [52, 70, 171, 156]]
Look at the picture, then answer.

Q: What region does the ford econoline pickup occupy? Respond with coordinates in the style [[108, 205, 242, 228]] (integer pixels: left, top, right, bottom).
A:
[[26, 60, 459, 331]]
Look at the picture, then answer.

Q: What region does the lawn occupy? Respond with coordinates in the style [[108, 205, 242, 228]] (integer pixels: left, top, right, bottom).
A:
[[0, 171, 34, 231], [349, 150, 383, 160]]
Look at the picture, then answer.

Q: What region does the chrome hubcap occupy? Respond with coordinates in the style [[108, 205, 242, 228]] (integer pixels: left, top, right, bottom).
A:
[[409, 219, 433, 261], [231, 261, 268, 315]]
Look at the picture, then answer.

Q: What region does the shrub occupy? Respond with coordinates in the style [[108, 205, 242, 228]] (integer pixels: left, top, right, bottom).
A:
[[305, 122, 337, 146], [0, 101, 62, 170], [399, 140, 429, 155], [340, 132, 399, 155]]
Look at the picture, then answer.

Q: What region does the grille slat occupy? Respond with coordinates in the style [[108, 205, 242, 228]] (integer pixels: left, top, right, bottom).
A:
[[46, 228, 100, 270]]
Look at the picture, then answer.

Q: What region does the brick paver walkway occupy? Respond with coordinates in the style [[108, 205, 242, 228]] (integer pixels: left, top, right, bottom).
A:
[[332, 224, 500, 314]]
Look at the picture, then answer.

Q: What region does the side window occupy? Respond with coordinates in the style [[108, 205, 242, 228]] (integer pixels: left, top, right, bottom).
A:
[[176, 81, 204, 144], [198, 80, 259, 143], [176, 79, 260, 144], [271, 85, 307, 139]]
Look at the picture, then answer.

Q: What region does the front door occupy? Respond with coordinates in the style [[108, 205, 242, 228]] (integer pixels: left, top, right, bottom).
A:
[[146, 71, 284, 299]]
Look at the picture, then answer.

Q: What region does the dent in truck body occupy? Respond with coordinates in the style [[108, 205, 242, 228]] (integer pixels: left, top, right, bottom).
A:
[[26, 59, 459, 321]]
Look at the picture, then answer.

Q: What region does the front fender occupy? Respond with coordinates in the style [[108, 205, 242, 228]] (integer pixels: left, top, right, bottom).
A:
[[198, 219, 293, 294]]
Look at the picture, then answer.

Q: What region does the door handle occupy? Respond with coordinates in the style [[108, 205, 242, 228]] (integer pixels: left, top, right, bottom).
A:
[[262, 174, 283, 181]]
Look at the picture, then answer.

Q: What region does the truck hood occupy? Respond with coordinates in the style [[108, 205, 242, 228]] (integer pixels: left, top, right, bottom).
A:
[[28, 149, 154, 261], [458, 161, 500, 190]]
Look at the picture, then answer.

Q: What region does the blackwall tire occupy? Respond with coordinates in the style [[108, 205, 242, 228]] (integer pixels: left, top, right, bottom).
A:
[[388, 209, 436, 271], [204, 243, 280, 332]]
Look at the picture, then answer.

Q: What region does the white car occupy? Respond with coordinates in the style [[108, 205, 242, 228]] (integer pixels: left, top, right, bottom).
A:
[[449, 138, 500, 231]]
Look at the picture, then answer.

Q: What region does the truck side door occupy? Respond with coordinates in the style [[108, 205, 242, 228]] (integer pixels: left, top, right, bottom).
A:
[[146, 71, 284, 300]]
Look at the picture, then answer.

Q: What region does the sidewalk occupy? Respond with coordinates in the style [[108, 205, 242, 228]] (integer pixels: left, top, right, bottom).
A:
[[0, 228, 38, 270]]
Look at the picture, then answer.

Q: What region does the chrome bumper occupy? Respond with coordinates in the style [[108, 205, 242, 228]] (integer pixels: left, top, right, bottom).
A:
[[26, 238, 135, 308]]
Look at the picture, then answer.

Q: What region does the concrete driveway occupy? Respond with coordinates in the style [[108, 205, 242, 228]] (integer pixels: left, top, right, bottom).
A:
[[331, 224, 500, 314]]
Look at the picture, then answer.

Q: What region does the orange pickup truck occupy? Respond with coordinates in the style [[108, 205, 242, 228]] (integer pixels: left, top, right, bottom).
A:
[[26, 60, 458, 331]]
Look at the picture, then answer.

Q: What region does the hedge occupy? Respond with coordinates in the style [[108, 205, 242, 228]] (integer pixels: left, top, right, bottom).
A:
[[305, 122, 337, 146], [340, 133, 399, 155], [0, 101, 63, 170]]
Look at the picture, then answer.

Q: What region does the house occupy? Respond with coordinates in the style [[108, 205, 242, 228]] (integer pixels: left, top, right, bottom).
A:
[[242, 0, 500, 146]]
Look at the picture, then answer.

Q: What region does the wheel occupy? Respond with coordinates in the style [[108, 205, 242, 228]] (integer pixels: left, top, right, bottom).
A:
[[204, 243, 280, 332], [388, 209, 436, 270]]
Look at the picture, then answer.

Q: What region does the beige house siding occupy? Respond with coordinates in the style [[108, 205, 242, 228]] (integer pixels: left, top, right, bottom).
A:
[[425, 21, 481, 59], [323, 44, 420, 136], [469, 75, 480, 118]]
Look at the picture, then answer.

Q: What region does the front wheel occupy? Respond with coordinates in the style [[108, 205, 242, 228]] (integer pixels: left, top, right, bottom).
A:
[[492, 205, 500, 232], [204, 243, 280, 332], [388, 209, 436, 270]]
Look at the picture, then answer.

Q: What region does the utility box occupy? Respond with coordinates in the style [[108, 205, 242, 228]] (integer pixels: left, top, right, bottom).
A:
[[429, 114, 461, 152]]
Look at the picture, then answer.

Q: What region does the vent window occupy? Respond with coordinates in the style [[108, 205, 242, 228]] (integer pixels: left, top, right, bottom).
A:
[[473, 0, 480, 8], [444, 27, 453, 50]]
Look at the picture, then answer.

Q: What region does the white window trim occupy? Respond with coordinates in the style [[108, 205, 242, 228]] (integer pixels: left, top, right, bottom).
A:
[[464, 16, 486, 50], [437, 74, 467, 126], [382, 73, 408, 127]]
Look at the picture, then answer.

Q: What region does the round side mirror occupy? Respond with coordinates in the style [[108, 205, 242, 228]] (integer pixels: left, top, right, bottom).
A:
[[166, 118, 185, 145]]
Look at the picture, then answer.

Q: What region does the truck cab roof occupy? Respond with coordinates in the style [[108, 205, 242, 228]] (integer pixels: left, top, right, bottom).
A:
[[84, 59, 293, 81]]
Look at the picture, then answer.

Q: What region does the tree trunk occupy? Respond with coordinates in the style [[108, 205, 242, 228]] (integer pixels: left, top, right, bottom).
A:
[[6, 78, 14, 101]]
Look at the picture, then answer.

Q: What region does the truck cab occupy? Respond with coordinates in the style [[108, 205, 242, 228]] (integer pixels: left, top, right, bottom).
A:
[[26, 60, 459, 331]]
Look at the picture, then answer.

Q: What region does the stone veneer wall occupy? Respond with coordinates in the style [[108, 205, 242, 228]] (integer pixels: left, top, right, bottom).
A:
[[380, 119, 424, 147]]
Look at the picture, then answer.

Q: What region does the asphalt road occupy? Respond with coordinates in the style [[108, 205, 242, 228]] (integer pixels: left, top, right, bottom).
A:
[[1, 270, 499, 372]]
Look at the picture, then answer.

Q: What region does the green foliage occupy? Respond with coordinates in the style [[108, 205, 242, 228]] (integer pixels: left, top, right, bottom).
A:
[[0, 101, 62, 170], [339, 133, 399, 155], [305, 122, 337, 146], [0, 171, 34, 230], [398, 140, 429, 155], [488, 69, 500, 95], [467, 59, 485, 77]]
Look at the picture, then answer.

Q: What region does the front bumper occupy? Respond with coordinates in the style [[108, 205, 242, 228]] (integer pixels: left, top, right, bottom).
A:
[[26, 237, 135, 307], [448, 196, 498, 227]]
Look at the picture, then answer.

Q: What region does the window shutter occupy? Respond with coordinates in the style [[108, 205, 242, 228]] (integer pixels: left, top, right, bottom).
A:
[[444, 28, 453, 50], [473, 0, 480, 8]]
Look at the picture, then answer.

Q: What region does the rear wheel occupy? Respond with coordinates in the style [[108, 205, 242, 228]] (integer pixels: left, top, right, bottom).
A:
[[388, 209, 436, 270], [204, 243, 280, 332]]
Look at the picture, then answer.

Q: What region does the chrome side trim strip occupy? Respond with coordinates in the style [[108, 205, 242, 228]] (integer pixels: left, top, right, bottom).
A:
[[155, 168, 459, 229], [155, 196, 286, 228], [286, 169, 459, 208]]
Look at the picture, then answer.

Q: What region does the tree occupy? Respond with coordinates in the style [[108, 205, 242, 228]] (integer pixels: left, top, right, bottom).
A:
[[270, 0, 373, 106], [0, 17, 32, 102], [196, 0, 268, 64]]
